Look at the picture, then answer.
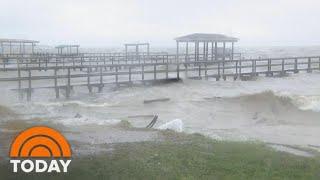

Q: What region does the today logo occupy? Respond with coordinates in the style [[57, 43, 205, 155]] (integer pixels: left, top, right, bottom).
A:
[[9, 126, 72, 173]]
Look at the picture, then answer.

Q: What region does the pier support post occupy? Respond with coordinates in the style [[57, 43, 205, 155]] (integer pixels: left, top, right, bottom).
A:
[[222, 42, 226, 80], [54, 69, 59, 99], [185, 42, 189, 62], [234, 61, 238, 80], [281, 59, 285, 76], [17, 59, 22, 100], [214, 42, 218, 61], [166, 64, 169, 79], [266, 59, 271, 76], [216, 61, 220, 81], [184, 63, 188, 78], [294, 58, 299, 74], [87, 67, 92, 93], [154, 65, 157, 80], [99, 67, 103, 92], [66, 68, 71, 98], [231, 42, 234, 60], [176, 41, 179, 62], [129, 66, 132, 84], [142, 65, 145, 82], [177, 64, 180, 80], [251, 60, 256, 77], [115, 66, 119, 85], [239, 59, 242, 79], [27, 70, 32, 101], [205, 64, 208, 80], [307, 57, 312, 73], [80, 57, 83, 71]]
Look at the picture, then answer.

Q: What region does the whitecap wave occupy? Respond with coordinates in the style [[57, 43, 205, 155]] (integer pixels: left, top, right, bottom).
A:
[[157, 119, 184, 132], [289, 95, 320, 112]]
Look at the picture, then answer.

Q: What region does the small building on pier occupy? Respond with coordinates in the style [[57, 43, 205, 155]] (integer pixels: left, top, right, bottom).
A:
[[175, 33, 238, 62], [124, 43, 150, 56], [55, 45, 80, 55], [0, 38, 39, 55], [124, 43, 150, 63]]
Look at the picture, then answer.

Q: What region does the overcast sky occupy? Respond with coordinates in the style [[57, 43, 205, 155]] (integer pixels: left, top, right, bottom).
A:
[[1, 0, 319, 47]]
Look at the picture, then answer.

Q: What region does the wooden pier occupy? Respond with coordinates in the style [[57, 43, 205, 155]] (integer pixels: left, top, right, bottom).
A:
[[0, 54, 319, 101], [0, 34, 320, 101]]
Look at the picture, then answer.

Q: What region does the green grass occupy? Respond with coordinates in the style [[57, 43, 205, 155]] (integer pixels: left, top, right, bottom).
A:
[[1, 131, 320, 180]]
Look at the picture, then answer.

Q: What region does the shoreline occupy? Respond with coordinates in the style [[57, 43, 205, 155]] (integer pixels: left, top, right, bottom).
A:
[[0, 129, 320, 179]]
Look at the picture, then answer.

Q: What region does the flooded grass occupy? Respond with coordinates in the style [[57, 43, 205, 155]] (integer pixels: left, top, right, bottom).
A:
[[1, 131, 320, 180]]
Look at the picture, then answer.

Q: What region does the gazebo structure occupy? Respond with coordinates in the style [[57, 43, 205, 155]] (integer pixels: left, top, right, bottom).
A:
[[124, 43, 150, 63], [0, 38, 39, 55], [125, 43, 150, 56], [55, 45, 80, 55], [175, 33, 238, 62]]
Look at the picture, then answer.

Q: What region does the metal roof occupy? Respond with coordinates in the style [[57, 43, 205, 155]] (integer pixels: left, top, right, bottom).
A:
[[0, 38, 39, 43], [124, 43, 149, 46], [55, 45, 80, 48], [175, 33, 238, 42]]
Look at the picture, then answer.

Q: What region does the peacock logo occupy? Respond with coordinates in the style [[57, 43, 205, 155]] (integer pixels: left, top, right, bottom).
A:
[[9, 126, 72, 173]]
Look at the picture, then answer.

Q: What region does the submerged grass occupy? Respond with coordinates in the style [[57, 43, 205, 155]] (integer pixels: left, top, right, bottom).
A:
[[1, 131, 320, 180]]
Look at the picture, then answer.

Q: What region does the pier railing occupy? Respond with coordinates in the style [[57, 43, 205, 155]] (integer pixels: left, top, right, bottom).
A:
[[0, 52, 242, 70]]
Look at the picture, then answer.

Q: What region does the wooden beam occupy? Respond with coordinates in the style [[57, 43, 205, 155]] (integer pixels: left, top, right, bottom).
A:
[[185, 42, 189, 62], [211, 42, 214, 61], [231, 42, 234, 60], [176, 41, 179, 62], [214, 42, 218, 61]]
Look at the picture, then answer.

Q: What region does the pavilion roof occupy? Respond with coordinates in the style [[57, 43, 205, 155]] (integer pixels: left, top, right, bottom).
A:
[[55, 45, 80, 48], [0, 38, 39, 43], [124, 43, 149, 46], [175, 33, 238, 42]]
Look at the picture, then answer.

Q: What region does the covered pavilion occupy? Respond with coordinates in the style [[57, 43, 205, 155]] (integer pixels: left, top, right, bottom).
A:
[[175, 33, 238, 62]]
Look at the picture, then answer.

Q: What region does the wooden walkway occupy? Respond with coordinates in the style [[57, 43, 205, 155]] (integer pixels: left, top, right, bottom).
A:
[[0, 54, 319, 101]]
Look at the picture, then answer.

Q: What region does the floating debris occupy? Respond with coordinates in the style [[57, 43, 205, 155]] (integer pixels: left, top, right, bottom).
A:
[[143, 98, 170, 104], [146, 115, 158, 128], [128, 115, 155, 118]]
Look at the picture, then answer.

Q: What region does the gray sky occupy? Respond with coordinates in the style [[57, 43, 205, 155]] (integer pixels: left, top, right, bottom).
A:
[[1, 0, 319, 47]]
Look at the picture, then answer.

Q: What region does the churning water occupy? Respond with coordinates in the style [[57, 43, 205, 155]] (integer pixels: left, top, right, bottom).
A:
[[1, 46, 320, 155]]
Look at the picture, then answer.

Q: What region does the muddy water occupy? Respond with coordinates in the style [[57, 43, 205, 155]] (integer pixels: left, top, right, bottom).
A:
[[1, 46, 320, 158]]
